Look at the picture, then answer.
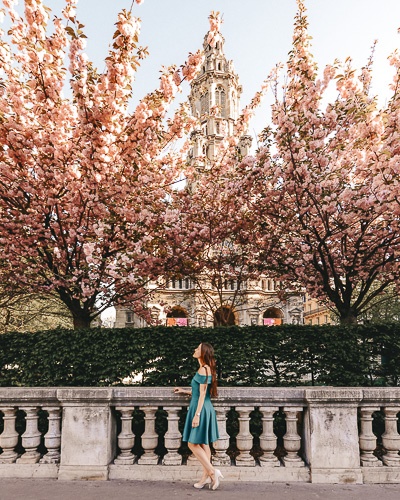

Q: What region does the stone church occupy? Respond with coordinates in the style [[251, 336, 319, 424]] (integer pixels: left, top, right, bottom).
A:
[[115, 23, 304, 329]]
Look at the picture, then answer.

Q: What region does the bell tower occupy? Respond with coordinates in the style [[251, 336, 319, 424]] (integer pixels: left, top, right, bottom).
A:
[[188, 24, 252, 163]]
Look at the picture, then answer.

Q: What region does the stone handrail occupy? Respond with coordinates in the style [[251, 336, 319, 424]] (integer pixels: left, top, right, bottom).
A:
[[0, 387, 400, 483]]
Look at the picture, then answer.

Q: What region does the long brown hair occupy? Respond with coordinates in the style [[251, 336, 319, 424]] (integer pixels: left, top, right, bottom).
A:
[[201, 342, 218, 398]]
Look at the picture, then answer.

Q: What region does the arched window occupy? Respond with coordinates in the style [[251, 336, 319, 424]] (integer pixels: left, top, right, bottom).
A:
[[167, 306, 187, 318], [214, 306, 235, 326], [166, 306, 188, 326], [215, 86, 226, 118], [263, 307, 283, 326]]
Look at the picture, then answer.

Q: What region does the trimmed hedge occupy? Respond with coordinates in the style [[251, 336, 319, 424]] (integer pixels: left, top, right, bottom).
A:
[[0, 324, 400, 387]]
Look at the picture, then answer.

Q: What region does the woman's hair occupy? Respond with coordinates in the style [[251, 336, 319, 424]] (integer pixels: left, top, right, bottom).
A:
[[201, 342, 218, 398]]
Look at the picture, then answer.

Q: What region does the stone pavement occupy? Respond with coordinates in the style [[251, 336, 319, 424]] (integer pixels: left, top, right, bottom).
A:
[[0, 480, 399, 500]]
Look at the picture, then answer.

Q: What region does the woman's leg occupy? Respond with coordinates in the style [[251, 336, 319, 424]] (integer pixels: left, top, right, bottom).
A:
[[201, 444, 211, 462], [188, 442, 214, 478], [196, 444, 212, 481]]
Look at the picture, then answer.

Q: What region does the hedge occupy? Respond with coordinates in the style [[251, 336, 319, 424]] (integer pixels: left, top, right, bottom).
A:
[[1, 324, 400, 387]]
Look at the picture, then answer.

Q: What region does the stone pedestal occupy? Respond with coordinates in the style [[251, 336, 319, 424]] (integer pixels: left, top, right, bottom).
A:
[[57, 389, 115, 480], [304, 388, 363, 484], [359, 406, 381, 467], [17, 407, 41, 464], [114, 407, 136, 465], [0, 408, 19, 464], [235, 407, 255, 466], [162, 407, 182, 466], [40, 407, 62, 464], [259, 406, 280, 467], [137, 406, 159, 465], [213, 406, 231, 466], [282, 407, 304, 467], [382, 407, 400, 466]]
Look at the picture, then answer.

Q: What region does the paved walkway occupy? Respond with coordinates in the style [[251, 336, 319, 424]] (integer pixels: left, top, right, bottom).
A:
[[0, 480, 399, 500]]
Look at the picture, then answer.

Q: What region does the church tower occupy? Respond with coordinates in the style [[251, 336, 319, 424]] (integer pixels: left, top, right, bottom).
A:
[[188, 26, 252, 163]]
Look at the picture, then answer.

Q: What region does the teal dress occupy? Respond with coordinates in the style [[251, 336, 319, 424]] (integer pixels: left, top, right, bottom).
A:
[[182, 372, 220, 445]]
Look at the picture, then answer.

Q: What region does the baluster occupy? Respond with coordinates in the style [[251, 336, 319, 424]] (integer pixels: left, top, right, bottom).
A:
[[282, 407, 304, 467], [0, 407, 19, 463], [259, 406, 280, 467], [382, 406, 400, 466], [186, 453, 198, 465], [40, 407, 61, 464], [114, 407, 136, 465], [138, 406, 159, 465], [162, 407, 182, 465], [16, 407, 41, 463], [213, 406, 231, 466], [359, 407, 381, 467], [235, 407, 255, 466]]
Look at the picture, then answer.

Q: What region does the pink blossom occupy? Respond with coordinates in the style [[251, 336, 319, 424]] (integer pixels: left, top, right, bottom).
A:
[[0, 0, 208, 329]]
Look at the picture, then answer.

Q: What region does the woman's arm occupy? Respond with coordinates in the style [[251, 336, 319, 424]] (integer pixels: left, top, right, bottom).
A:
[[191, 383, 207, 427], [194, 383, 207, 416]]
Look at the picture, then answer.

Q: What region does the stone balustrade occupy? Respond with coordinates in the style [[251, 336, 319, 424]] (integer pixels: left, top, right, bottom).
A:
[[0, 387, 400, 483]]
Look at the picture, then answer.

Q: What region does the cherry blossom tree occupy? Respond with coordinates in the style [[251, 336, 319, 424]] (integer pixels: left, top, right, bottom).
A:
[[248, 0, 400, 324], [165, 163, 262, 326], [0, 0, 208, 328]]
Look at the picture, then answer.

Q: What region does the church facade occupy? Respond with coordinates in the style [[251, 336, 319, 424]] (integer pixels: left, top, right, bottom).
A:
[[115, 24, 304, 329]]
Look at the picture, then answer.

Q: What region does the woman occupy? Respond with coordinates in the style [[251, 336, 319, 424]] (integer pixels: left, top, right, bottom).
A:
[[174, 342, 223, 490]]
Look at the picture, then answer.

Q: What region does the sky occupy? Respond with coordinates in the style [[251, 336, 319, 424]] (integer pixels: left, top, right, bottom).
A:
[[32, 0, 400, 140]]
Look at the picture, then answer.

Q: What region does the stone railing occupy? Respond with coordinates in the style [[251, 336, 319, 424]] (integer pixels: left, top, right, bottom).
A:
[[0, 387, 400, 483]]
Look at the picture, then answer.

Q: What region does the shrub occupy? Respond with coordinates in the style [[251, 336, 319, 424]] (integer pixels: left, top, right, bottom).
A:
[[0, 324, 399, 387]]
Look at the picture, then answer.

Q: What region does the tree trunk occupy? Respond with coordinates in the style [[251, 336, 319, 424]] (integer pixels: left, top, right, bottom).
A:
[[57, 289, 93, 330], [339, 312, 358, 325], [72, 314, 92, 330]]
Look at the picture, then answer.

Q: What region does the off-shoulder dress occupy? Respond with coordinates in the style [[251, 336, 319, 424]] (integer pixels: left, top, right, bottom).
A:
[[182, 372, 219, 445]]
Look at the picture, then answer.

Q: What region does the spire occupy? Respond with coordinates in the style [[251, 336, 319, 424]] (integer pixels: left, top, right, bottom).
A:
[[202, 30, 231, 75], [188, 13, 249, 163]]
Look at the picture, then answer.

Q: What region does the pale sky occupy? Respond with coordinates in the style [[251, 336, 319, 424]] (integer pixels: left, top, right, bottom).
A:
[[35, 0, 400, 138]]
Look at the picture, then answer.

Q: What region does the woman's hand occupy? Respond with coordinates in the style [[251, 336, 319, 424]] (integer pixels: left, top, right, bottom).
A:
[[192, 415, 200, 428], [173, 387, 187, 394]]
